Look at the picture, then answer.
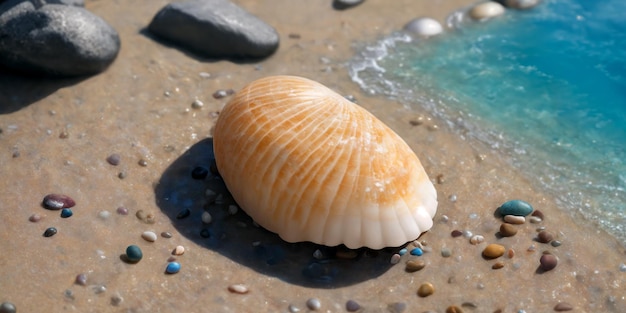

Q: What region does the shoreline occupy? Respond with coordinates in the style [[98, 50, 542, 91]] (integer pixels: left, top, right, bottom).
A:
[[0, 0, 624, 312]]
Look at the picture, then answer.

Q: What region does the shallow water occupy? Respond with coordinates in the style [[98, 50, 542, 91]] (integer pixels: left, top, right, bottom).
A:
[[349, 0, 626, 244]]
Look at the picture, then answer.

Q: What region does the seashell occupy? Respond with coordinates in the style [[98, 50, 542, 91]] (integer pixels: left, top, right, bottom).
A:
[[213, 75, 437, 249]]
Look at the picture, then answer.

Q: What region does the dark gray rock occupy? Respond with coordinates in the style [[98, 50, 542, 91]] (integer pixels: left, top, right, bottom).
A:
[[46, 0, 85, 7], [148, 0, 279, 59], [0, 2, 119, 76], [332, 0, 365, 10]]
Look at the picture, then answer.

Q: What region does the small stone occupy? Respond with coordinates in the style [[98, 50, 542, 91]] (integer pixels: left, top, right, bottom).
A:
[[0, 302, 16, 313], [390, 254, 401, 264], [313, 249, 324, 259], [173, 245, 185, 256], [470, 235, 485, 245], [417, 282, 435, 297], [138, 159, 148, 167], [551, 240, 562, 247], [537, 230, 554, 243], [61, 208, 73, 218], [446, 305, 464, 313], [405, 260, 426, 272], [410, 248, 423, 256], [136, 210, 156, 224], [98, 210, 111, 220], [110, 293, 124, 306], [483, 244, 505, 259], [161, 231, 173, 238], [492, 261, 505, 269], [93, 284, 106, 294], [228, 204, 238, 215], [346, 300, 360, 312], [191, 166, 209, 179], [553, 302, 573, 311], [117, 171, 127, 179], [499, 223, 518, 237], [441, 248, 452, 258], [540, 254, 558, 271], [116, 207, 129, 215], [29, 213, 42, 222], [619, 263, 626, 272], [532, 210, 545, 219], [125, 245, 143, 262], [212, 89, 235, 99], [504, 215, 526, 224], [529, 216, 542, 223], [176, 208, 191, 219], [43, 227, 58, 237], [201, 211, 212, 224], [228, 284, 249, 294], [106, 153, 121, 165], [507, 248, 515, 258], [75, 273, 87, 286], [469, 1, 505, 20], [398, 248, 408, 256], [306, 298, 321, 311], [42, 194, 76, 210], [191, 99, 204, 109], [498, 200, 533, 216], [498, 0, 541, 10], [387, 302, 407, 313], [288, 304, 300, 313], [451, 230, 463, 237], [404, 17, 443, 37], [142, 231, 157, 242], [165, 262, 181, 274]]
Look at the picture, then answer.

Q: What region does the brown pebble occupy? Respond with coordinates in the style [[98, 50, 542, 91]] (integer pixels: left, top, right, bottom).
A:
[[507, 248, 515, 259], [554, 302, 573, 311], [228, 284, 249, 294], [161, 231, 173, 238], [482, 244, 505, 259], [405, 260, 426, 272], [540, 254, 558, 271], [537, 230, 554, 243], [451, 230, 463, 237], [492, 261, 505, 269], [172, 245, 185, 256], [42, 194, 76, 210], [417, 282, 435, 297], [138, 159, 148, 167], [446, 305, 464, 313], [499, 223, 518, 237], [29, 213, 42, 222], [436, 174, 445, 184], [136, 210, 156, 224], [532, 210, 545, 219]]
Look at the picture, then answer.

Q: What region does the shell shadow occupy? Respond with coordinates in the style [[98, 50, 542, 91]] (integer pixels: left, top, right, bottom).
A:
[[154, 137, 397, 288]]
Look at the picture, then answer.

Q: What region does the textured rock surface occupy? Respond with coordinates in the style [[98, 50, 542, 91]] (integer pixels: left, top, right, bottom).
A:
[[148, 0, 279, 59]]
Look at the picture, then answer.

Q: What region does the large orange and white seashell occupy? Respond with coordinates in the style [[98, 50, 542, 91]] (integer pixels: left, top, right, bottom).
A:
[[213, 75, 437, 249]]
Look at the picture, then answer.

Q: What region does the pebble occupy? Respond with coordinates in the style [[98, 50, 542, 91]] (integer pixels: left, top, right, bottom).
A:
[[417, 282, 435, 297], [529, 216, 542, 223], [403, 17, 443, 37], [142, 231, 157, 242], [499, 0, 541, 10], [201, 211, 213, 224], [398, 248, 408, 256], [390, 254, 401, 264], [508, 248, 515, 259], [0, 302, 16, 313], [532, 210, 545, 219], [75, 273, 88, 286], [619, 263, 626, 272], [451, 230, 463, 237], [106, 153, 121, 165], [482, 244, 505, 259], [93, 284, 107, 294], [176, 208, 191, 219], [98, 210, 111, 220], [405, 260, 426, 272], [537, 230, 554, 243], [387, 302, 407, 313], [227, 284, 249, 294], [499, 223, 518, 237], [313, 249, 324, 259], [410, 248, 423, 256], [191, 166, 209, 179], [288, 304, 300, 312], [125, 245, 143, 262], [136, 210, 156, 224], [213, 89, 235, 99], [116, 207, 129, 215], [110, 293, 124, 306], [492, 261, 505, 269], [540, 254, 558, 271], [43, 227, 58, 237], [446, 305, 464, 313], [306, 298, 321, 310], [441, 248, 452, 258], [61, 208, 73, 218], [191, 99, 204, 109], [469, 235, 485, 245], [551, 240, 562, 247], [553, 302, 573, 311], [345, 300, 360, 312], [138, 159, 148, 167], [504, 215, 525, 224], [161, 231, 173, 238], [498, 199, 533, 216], [173, 245, 185, 256], [42, 194, 76, 210], [29, 213, 42, 222], [469, 1, 505, 20], [165, 262, 181, 274], [228, 204, 238, 215]]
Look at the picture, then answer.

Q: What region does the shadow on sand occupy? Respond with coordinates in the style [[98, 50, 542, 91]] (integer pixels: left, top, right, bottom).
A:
[[154, 138, 398, 288]]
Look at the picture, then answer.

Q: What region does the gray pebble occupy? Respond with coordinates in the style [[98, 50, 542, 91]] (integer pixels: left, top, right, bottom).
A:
[[0, 302, 16, 313], [346, 300, 360, 312], [441, 248, 452, 258], [306, 298, 321, 311], [75, 273, 87, 286], [387, 302, 406, 313]]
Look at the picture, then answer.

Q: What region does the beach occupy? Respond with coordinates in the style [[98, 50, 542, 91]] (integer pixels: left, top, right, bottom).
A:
[[0, 0, 624, 312]]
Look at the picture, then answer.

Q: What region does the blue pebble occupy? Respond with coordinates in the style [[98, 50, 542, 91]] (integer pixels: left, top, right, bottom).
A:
[[410, 248, 423, 256], [398, 248, 408, 256], [125, 245, 143, 263], [498, 200, 534, 216], [166, 262, 181, 274], [60, 208, 73, 218]]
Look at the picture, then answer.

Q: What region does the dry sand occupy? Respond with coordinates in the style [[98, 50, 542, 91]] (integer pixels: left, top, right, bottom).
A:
[[0, 0, 624, 312]]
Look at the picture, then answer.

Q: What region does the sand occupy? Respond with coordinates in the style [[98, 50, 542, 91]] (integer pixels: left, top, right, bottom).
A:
[[0, 0, 624, 312]]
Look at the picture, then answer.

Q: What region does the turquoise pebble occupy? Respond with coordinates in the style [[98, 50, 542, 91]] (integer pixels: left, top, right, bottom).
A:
[[125, 245, 143, 262], [410, 248, 423, 256], [398, 248, 408, 256], [166, 262, 181, 274], [61, 208, 73, 218], [498, 200, 533, 216]]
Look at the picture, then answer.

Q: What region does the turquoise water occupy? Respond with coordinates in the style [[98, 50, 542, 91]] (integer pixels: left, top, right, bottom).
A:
[[349, 0, 626, 244]]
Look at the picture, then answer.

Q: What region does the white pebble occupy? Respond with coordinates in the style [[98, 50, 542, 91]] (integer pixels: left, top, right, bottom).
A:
[[201, 211, 212, 224], [173, 245, 185, 255], [228, 284, 249, 294], [98, 210, 111, 220], [228, 204, 238, 215], [504, 215, 526, 224], [141, 231, 157, 242], [469, 1, 506, 20], [306, 298, 321, 310], [463, 230, 473, 238], [469, 235, 485, 245], [529, 216, 542, 223], [403, 17, 443, 37], [390, 254, 401, 264]]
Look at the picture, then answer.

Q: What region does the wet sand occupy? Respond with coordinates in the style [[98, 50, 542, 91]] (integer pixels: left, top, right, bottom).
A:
[[1, 0, 625, 312]]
